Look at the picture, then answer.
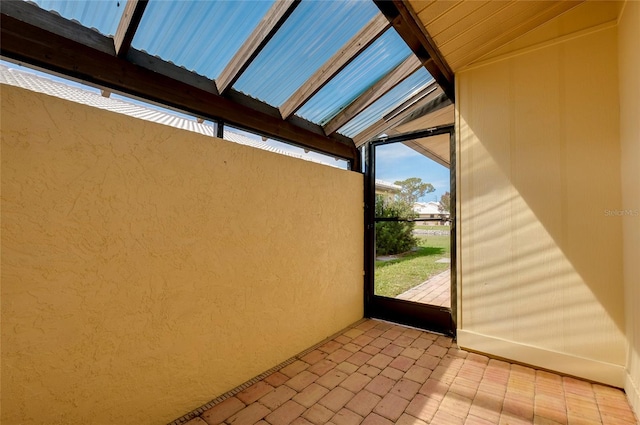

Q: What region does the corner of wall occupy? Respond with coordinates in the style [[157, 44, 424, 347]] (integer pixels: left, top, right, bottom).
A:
[[618, 0, 640, 418], [626, 372, 640, 419], [458, 330, 626, 388]]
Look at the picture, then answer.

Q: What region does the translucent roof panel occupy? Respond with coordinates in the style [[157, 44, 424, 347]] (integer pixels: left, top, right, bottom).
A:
[[28, 0, 122, 36], [338, 68, 434, 138], [233, 0, 379, 107], [296, 29, 411, 125], [131, 0, 275, 79]]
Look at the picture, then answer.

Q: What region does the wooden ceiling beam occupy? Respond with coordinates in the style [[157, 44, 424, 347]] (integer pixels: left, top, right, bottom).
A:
[[353, 85, 443, 146], [383, 81, 438, 122], [127, 48, 219, 95], [0, 2, 357, 164], [114, 0, 148, 57], [1, 0, 114, 54], [216, 0, 300, 94], [369, 123, 454, 144], [224, 88, 354, 147], [352, 87, 435, 146], [323, 55, 421, 136], [373, 0, 455, 102], [279, 13, 391, 120], [395, 92, 452, 127]]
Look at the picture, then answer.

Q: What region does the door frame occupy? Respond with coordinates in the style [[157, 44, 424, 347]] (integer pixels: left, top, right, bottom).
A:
[[363, 124, 456, 336]]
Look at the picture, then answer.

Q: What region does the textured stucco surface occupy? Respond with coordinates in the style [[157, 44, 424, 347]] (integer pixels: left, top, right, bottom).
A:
[[456, 19, 626, 382], [1, 84, 364, 424]]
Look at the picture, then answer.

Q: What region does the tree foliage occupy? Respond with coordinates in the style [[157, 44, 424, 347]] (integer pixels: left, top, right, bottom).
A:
[[394, 177, 435, 204], [439, 191, 451, 213], [375, 196, 417, 256]]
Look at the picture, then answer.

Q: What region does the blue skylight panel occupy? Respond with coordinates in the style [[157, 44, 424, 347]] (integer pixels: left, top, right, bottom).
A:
[[233, 0, 379, 107], [29, 0, 122, 36], [296, 30, 411, 125], [338, 68, 434, 137], [131, 0, 275, 79]]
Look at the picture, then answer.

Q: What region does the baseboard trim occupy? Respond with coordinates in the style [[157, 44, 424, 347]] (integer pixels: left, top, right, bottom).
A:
[[625, 371, 640, 419], [457, 329, 624, 387]]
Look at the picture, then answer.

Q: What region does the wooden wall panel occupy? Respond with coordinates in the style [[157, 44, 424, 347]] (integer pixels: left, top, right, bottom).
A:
[[456, 23, 625, 385], [407, 0, 588, 72], [618, 0, 640, 416]]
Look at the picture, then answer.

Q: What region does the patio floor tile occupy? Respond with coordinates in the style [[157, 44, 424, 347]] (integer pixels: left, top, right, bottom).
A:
[[389, 378, 421, 400], [360, 413, 393, 425], [292, 384, 329, 409], [264, 400, 305, 425], [178, 319, 638, 425], [259, 386, 296, 411], [301, 405, 333, 425], [339, 372, 371, 393], [364, 375, 396, 397], [373, 392, 409, 421], [318, 387, 355, 412], [227, 403, 271, 425], [285, 371, 319, 392], [344, 390, 381, 417], [331, 408, 363, 425], [237, 382, 275, 405], [316, 370, 349, 390], [201, 397, 245, 424]]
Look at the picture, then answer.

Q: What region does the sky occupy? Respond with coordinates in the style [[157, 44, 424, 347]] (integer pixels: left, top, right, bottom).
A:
[[376, 142, 450, 202]]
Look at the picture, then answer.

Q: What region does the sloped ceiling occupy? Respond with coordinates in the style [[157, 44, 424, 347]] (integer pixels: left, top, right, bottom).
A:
[[406, 0, 586, 72], [389, 0, 626, 166]]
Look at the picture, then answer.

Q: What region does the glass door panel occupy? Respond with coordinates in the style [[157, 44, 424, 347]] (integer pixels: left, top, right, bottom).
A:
[[364, 126, 456, 335]]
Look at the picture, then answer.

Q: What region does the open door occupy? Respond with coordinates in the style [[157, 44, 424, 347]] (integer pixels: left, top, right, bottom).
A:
[[364, 124, 456, 336]]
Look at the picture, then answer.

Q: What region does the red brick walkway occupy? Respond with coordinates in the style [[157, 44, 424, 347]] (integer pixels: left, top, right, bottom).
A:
[[396, 270, 451, 308], [176, 320, 637, 425]]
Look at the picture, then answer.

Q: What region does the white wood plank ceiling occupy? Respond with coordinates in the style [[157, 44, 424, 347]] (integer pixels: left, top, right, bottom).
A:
[[407, 0, 586, 72]]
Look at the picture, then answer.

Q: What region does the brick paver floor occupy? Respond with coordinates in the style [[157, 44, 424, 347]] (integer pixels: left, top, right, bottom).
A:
[[180, 320, 637, 425], [396, 270, 451, 308]]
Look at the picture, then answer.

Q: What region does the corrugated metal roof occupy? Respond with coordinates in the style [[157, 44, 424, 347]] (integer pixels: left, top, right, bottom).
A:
[[296, 29, 411, 125], [8, 0, 453, 156], [131, 0, 275, 80], [0, 64, 341, 168], [27, 0, 122, 36], [339, 68, 434, 137], [232, 0, 379, 106]]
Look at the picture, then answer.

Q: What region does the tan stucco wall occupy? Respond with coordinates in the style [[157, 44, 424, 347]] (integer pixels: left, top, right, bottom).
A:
[[455, 18, 626, 385], [619, 0, 640, 415], [1, 85, 364, 424]]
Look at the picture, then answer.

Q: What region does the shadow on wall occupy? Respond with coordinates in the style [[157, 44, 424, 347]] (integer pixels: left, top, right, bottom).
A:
[[457, 26, 625, 367]]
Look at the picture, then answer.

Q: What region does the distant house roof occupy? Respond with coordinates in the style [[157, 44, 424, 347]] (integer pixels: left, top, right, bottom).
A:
[[414, 201, 446, 215], [375, 180, 401, 192], [0, 64, 337, 168]]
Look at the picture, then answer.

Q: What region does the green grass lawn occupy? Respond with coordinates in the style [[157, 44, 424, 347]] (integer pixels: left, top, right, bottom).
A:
[[375, 235, 450, 298]]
